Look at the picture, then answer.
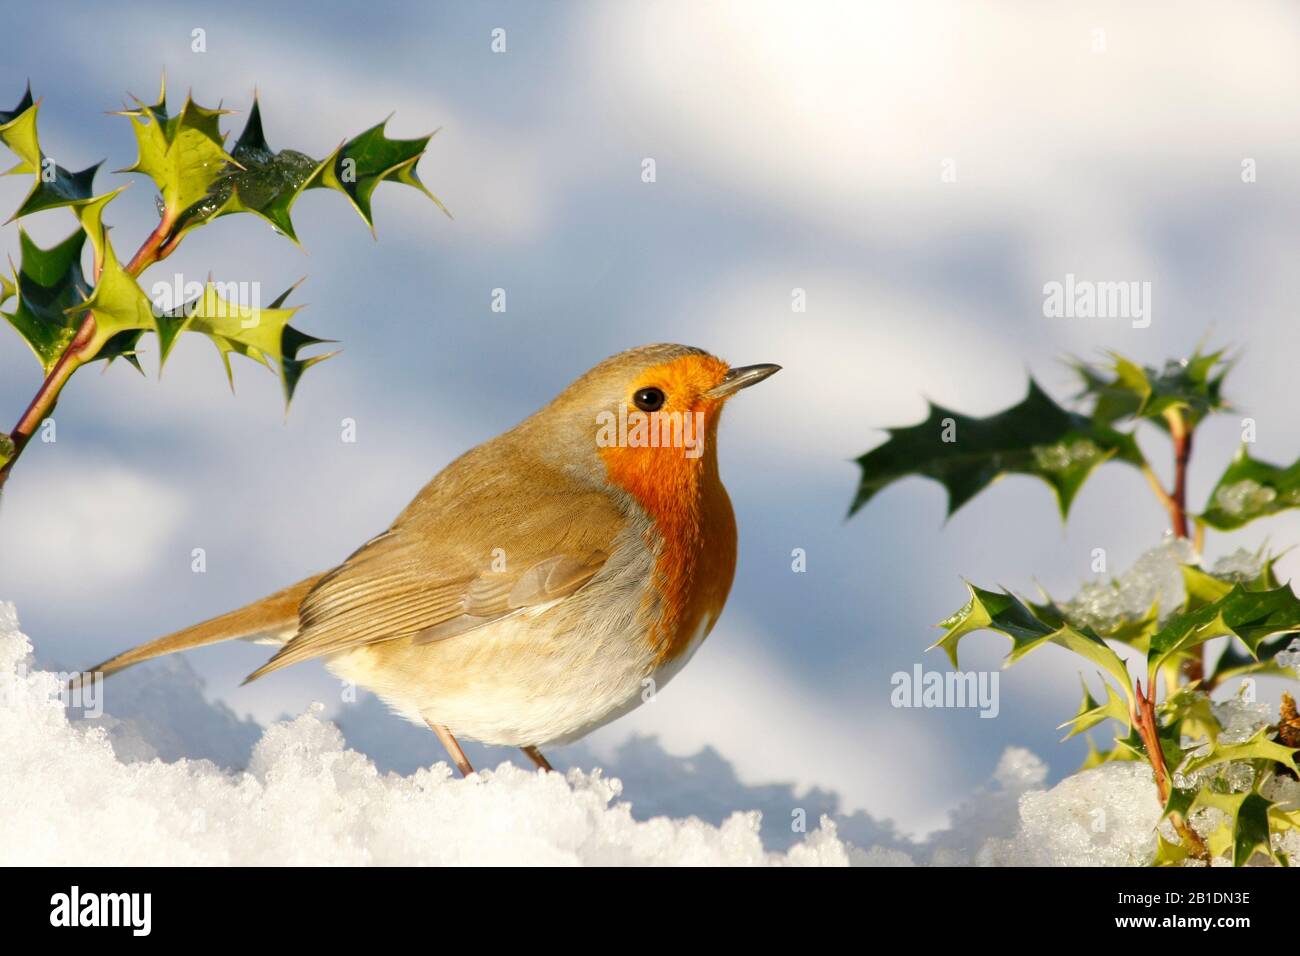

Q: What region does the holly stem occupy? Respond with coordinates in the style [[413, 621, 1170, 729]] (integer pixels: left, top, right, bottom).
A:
[[0, 210, 176, 492], [1133, 677, 1208, 860]]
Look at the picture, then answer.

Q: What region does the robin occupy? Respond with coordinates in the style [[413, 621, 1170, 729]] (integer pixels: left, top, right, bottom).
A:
[[82, 344, 779, 775]]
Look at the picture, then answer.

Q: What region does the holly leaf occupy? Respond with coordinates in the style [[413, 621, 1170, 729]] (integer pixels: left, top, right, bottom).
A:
[[1190, 787, 1278, 867], [0, 82, 38, 172], [1074, 348, 1230, 430], [1147, 583, 1300, 678], [934, 584, 1135, 700], [173, 97, 319, 244], [175, 98, 447, 244], [168, 280, 332, 408], [1163, 686, 1218, 745], [0, 82, 106, 221], [1212, 633, 1297, 684], [115, 79, 234, 222], [1078, 732, 1140, 771], [0, 227, 90, 372], [1179, 727, 1300, 778], [1152, 831, 1192, 867], [850, 379, 1142, 519], [9, 160, 102, 221], [1059, 675, 1131, 740], [1199, 447, 1300, 531], [305, 117, 447, 231]]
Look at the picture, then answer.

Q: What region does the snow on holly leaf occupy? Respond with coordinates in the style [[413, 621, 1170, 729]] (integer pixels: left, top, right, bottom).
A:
[[175, 95, 446, 244], [1180, 727, 1299, 780], [1199, 446, 1300, 531], [850, 379, 1142, 520], [1072, 348, 1231, 430], [173, 97, 319, 244]]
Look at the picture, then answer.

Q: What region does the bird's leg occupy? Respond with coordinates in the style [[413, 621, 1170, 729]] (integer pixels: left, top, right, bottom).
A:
[[427, 720, 475, 776], [521, 745, 555, 772]]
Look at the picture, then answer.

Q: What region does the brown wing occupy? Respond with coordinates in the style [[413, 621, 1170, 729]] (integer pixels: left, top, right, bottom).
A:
[[243, 477, 625, 682]]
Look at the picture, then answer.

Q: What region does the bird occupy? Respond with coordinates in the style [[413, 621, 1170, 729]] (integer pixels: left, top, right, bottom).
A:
[[81, 344, 780, 775]]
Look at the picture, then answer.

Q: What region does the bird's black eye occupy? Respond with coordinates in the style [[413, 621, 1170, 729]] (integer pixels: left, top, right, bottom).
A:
[[633, 386, 666, 412]]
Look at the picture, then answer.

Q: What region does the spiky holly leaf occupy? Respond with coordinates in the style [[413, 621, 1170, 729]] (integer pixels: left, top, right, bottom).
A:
[[74, 233, 157, 356], [850, 380, 1142, 519], [1059, 588, 1160, 651], [67, 186, 124, 269], [1073, 348, 1230, 430], [1059, 676, 1131, 740], [172, 97, 319, 244], [934, 585, 1135, 699], [1191, 787, 1278, 867], [305, 118, 446, 231], [1152, 831, 1192, 867], [1179, 726, 1299, 778], [1181, 556, 1282, 610], [0, 83, 106, 221], [1163, 686, 1219, 745], [9, 160, 103, 221], [174, 99, 446, 244], [115, 79, 234, 222], [0, 227, 90, 372], [167, 280, 332, 407], [1212, 633, 1297, 685], [1078, 732, 1141, 772], [1147, 583, 1300, 678], [0, 82, 38, 172], [1199, 447, 1300, 531]]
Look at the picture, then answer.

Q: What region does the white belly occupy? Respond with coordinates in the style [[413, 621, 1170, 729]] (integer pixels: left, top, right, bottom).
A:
[[322, 518, 720, 747]]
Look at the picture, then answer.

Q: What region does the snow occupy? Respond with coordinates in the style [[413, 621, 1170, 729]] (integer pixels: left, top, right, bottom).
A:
[[0, 600, 1268, 867], [1062, 537, 1195, 633], [0, 603, 848, 866], [1276, 637, 1300, 672], [978, 763, 1162, 866]]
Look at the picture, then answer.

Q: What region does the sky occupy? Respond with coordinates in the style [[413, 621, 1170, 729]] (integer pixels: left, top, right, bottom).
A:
[[2, 1, 1300, 836]]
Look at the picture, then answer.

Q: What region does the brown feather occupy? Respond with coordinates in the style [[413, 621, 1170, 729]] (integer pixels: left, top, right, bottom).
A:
[[241, 452, 628, 682], [77, 575, 322, 684]]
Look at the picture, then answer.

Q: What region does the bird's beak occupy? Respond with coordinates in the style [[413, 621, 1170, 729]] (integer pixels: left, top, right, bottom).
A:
[[706, 363, 782, 399]]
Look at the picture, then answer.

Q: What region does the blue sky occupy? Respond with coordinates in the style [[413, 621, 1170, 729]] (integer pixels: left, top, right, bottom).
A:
[[3, 1, 1300, 834]]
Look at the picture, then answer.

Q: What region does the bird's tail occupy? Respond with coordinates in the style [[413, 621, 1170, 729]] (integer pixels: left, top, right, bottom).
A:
[[76, 574, 324, 684]]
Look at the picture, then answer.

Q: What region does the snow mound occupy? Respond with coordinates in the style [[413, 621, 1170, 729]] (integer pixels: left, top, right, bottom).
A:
[[0, 602, 1180, 866], [0, 603, 851, 866], [978, 763, 1161, 866]]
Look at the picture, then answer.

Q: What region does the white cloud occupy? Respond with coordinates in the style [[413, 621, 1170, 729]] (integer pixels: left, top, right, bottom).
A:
[[0, 455, 186, 604], [589, 1, 1300, 275]]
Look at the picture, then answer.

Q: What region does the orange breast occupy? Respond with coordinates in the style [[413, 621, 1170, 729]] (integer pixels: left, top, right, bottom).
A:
[[599, 412, 738, 664]]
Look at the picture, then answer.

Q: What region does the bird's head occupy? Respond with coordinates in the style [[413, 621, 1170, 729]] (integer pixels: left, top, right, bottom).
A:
[[524, 344, 780, 505]]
